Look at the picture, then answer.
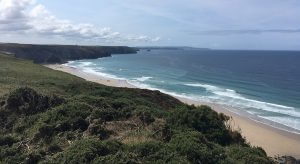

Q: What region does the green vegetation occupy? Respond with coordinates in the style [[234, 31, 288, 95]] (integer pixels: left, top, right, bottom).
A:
[[0, 53, 274, 163], [0, 43, 138, 64]]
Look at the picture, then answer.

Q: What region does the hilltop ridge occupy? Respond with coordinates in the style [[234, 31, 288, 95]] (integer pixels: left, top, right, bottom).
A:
[[0, 43, 138, 64]]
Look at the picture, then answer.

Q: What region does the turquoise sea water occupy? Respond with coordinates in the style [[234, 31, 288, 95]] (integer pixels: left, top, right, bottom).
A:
[[66, 49, 300, 133]]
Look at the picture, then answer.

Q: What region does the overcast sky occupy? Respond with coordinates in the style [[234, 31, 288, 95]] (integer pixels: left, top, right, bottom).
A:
[[1, 0, 300, 50]]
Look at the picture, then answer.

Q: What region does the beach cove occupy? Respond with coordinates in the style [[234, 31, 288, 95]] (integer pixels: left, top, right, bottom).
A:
[[46, 63, 300, 158]]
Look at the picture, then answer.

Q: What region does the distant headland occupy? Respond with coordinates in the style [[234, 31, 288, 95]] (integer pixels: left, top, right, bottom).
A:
[[0, 43, 138, 64]]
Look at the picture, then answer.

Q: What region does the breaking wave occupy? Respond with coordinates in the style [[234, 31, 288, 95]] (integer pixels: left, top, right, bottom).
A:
[[183, 83, 300, 131]]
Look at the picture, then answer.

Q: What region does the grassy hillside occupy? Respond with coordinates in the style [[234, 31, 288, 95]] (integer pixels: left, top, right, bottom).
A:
[[0, 43, 137, 64], [0, 53, 274, 163]]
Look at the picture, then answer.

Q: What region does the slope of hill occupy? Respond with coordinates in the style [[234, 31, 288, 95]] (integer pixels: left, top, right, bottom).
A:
[[0, 53, 274, 163], [0, 43, 138, 64]]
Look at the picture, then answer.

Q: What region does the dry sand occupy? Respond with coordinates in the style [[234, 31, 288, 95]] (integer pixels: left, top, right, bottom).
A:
[[45, 64, 300, 158]]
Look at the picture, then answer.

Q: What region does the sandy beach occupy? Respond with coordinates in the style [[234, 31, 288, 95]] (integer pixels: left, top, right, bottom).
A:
[[45, 64, 300, 158]]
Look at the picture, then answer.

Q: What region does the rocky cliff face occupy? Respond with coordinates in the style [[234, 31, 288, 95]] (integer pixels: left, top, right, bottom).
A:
[[0, 43, 138, 64]]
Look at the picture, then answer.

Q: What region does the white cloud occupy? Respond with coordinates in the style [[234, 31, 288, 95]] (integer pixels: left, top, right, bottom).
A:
[[0, 0, 160, 43], [127, 36, 160, 42], [151, 37, 161, 42], [189, 29, 300, 36], [0, 0, 33, 30]]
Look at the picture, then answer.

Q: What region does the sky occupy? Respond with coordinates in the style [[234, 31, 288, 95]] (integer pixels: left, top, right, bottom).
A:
[[1, 0, 300, 50]]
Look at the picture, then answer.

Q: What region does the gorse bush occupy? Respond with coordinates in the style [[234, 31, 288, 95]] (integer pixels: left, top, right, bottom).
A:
[[0, 135, 17, 147], [167, 105, 244, 145], [55, 139, 122, 163], [169, 131, 225, 164], [5, 87, 63, 115], [226, 145, 271, 164], [0, 54, 274, 164]]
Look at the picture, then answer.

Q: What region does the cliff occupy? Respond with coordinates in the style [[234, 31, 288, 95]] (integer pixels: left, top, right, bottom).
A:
[[0, 43, 138, 64]]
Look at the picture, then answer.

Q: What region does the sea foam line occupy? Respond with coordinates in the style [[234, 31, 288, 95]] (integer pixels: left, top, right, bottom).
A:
[[67, 60, 125, 80], [82, 67, 126, 80], [133, 76, 153, 82], [184, 83, 300, 121]]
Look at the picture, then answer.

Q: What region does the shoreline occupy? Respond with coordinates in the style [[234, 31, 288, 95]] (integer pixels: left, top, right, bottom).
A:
[[45, 64, 300, 158]]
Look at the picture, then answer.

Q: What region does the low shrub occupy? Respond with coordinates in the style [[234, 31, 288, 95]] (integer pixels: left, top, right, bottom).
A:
[[0, 145, 26, 164], [135, 110, 155, 125], [91, 107, 132, 122], [132, 141, 163, 158], [226, 145, 273, 164], [87, 124, 112, 140], [5, 87, 63, 115], [40, 102, 92, 129], [92, 151, 139, 164], [57, 139, 122, 163], [0, 136, 17, 146], [47, 144, 62, 154], [169, 131, 226, 164], [37, 125, 55, 139], [167, 105, 243, 145]]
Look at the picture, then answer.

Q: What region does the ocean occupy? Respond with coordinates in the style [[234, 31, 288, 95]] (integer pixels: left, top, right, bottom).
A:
[[65, 49, 300, 133]]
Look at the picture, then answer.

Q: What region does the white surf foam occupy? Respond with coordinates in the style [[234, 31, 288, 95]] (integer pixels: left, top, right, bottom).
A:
[[260, 116, 300, 132], [133, 76, 153, 82], [185, 83, 242, 99], [184, 83, 300, 118], [128, 80, 195, 100], [65, 61, 75, 65], [82, 67, 126, 80], [79, 61, 93, 67], [67, 60, 124, 80]]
